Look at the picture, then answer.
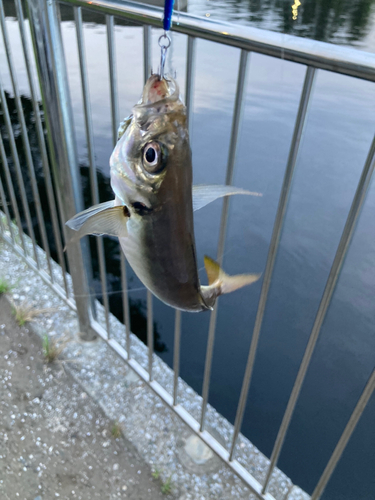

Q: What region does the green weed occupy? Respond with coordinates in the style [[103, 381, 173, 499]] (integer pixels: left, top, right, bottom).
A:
[[0, 276, 12, 294], [111, 421, 122, 439], [12, 301, 56, 328], [151, 468, 160, 480], [42, 334, 64, 363], [161, 476, 172, 495], [152, 469, 173, 495]]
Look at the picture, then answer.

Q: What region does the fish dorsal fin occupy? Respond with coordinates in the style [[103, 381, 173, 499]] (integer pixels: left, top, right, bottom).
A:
[[65, 201, 129, 246], [204, 255, 223, 285], [193, 185, 262, 212]]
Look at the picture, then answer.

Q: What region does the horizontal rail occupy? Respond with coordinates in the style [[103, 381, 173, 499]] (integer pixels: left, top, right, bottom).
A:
[[96, 319, 277, 500], [59, 0, 375, 82]]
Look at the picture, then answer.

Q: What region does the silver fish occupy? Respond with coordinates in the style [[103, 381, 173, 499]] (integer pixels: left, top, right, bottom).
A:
[[66, 75, 261, 312]]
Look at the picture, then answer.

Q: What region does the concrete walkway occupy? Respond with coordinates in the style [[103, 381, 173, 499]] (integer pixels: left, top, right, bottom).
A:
[[0, 296, 168, 500]]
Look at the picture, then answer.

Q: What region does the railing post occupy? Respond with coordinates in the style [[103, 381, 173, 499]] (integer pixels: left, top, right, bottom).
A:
[[27, 0, 97, 340]]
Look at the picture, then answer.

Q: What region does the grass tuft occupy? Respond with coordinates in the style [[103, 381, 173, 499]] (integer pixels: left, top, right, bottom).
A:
[[161, 476, 172, 495], [43, 334, 69, 363], [11, 300, 55, 327], [151, 469, 173, 495], [0, 276, 12, 294], [111, 421, 122, 439], [151, 468, 160, 480]]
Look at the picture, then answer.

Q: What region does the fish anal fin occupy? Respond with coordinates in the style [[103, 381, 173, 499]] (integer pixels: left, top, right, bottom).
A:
[[203, 254, 261, 298], [204, 255, 222, 286]]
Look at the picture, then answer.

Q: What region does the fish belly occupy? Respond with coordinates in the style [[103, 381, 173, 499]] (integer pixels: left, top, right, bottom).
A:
[[118, 216, 206, 312]]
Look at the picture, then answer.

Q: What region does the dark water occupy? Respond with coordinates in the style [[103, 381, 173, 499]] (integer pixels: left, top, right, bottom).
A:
[[0, 1, 375, 498]]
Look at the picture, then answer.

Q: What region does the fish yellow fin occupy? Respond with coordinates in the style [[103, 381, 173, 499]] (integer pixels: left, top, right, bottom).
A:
[[203, 255, 261, 294], [204, 255, 222, 285]]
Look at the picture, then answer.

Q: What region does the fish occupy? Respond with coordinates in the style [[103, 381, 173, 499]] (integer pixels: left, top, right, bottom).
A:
[[66, 75, 262, 312]]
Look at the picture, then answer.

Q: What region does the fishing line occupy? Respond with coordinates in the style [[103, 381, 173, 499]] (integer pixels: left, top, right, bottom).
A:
[[159, 0, 175, 78], [65, 286, 147, 299]]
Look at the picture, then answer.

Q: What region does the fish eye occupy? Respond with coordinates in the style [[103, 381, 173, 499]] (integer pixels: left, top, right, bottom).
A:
[[143, 142, 164, 174]]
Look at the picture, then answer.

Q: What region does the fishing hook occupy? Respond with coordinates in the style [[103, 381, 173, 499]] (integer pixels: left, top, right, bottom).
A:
[[158, 31, 171, 80]]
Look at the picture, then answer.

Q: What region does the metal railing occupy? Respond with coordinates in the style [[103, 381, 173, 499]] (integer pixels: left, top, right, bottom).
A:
[[0, 0, 374, 498]]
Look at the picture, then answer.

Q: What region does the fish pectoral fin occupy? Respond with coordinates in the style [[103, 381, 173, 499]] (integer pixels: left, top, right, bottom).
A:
[[193, 185, 262, 212], [65, 201, 128, 247], [203, 255, 261, 295], [66, 200, 116, 232]]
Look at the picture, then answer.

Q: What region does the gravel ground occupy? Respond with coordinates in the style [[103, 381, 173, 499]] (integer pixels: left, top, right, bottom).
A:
[[0, 295, 169, 500]]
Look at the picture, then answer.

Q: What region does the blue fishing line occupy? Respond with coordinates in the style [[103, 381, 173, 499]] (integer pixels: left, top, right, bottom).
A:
[[163, 0, 175, 31]]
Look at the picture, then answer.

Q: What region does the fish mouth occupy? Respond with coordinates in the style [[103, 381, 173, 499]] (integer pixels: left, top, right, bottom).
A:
[[137, 74, 180, 108]]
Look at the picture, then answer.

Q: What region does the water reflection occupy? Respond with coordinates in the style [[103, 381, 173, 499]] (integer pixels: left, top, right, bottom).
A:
[[190, 0, 375, 48], [291, 0, 301, 21], [0, 91, 166, 353], [3, 0, 375, 50]]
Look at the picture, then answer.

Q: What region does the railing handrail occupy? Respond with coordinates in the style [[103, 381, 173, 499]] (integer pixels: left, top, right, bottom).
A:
[[60, 0, 375, 82]]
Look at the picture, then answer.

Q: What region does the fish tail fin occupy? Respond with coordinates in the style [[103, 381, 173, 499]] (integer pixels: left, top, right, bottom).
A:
[[204, 255, 261, 295]]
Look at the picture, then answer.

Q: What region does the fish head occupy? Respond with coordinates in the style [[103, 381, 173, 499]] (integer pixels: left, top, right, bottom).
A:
[[110, 75, 190, 210]]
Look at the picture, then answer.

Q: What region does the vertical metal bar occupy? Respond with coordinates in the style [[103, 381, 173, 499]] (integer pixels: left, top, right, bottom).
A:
[[173, 309, 181, 405], [185, 36, 196, 134], [0, 200, 4, 233], [282, 484, 294, 500], [106, 12, 131, 348], [106, 15, 118, 145], [143, 24, 151, 82], [311, 369, 375, 500], [0, 134, 24, 250], [0, 175, 15, 242], [0, 1, 52, 276], [0, 76, 38, 262], [141, 22, 154, 382], [229, 66, 316, 462], [75, 6, 111, 335], [147, 288, 153, 381], [121, 253, 131, 357], [46, 0, 78, 287], [262, 130, 375, 493], [173, 37, 196, 405], [15, 0, 69, 296], [200, 49, 250, 432], [27, 0, 97, 340]]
